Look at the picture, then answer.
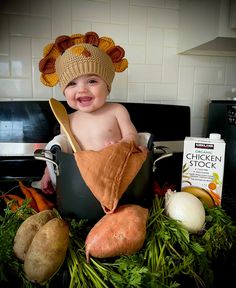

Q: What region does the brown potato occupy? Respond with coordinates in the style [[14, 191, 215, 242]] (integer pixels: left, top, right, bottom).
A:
[[24, 218, 69, 284], [85, 204, 148, 261], [13, 210, 56, 261]]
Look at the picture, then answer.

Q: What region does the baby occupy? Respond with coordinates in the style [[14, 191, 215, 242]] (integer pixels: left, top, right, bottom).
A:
[[39, 32, 141, 194], [64, 74, 138, 151]]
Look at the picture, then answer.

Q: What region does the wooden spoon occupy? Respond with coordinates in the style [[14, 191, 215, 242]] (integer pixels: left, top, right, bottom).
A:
[[49, 98, 81, 152]]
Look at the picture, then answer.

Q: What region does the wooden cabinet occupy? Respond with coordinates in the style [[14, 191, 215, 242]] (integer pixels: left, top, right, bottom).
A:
[[178, 0, 236, 57]]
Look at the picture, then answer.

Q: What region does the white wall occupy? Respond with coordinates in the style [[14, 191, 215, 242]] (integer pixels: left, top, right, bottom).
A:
[[0, 0, 236, 137]]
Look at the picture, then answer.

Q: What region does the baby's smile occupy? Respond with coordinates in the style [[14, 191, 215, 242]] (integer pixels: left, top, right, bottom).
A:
[[77, 96, 93, 106]]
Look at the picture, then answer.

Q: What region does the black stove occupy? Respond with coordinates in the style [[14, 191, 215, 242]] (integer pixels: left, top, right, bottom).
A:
[[0, 100, 191, 234], [0, 100, 190, 189]]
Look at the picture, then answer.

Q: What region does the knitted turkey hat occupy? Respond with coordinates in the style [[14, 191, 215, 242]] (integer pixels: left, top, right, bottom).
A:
[[39, 32, 128, 92]]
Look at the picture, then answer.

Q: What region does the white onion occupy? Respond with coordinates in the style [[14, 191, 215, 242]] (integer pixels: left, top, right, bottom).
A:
[[165, 190, 205, 234]]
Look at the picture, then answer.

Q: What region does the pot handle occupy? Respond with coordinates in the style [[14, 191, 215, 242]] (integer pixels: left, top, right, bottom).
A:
[[34, 149, 59, 176], [152, 145, 173, 172]]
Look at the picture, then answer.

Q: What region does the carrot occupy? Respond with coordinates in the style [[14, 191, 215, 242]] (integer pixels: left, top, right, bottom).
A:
[[0, 193, 24, 204], [26, 187, 51, 212], [17, 181, 55, 212], [208, 189, 221, 206], [1, 194, 25, 211], [3, 197, 18, 211], [43, 197, 55, 209], [18, 181, 53, 212], [18, 181, 39, 212]]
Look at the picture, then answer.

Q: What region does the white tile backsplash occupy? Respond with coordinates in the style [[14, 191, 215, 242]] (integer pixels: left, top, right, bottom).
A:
[[128, 64, 162, 83], [146, 28, 164, 64], [0, 15, 9, 55], [209, 85, 235, 100], [193, 84, 209, 118], [0, 0, 236, 137], [129, 24, 147, 44], [0, 78, 32, 98], [32, 38, 51, 58], [225, 62, 236, 85], [128, 83, 145, 102], [195, 66, 225, 85], [30, 0, 51, 17], [10, 37, 31, 77], [1, 0, 30, 15], [72, 21, 92, 35], [9, 15, 51, 38], [178, 66, 194, 100], [52, 18, 71, 38], [125, 45, 146, 64], [146, 83, 177, 101], [164, 29, 178, 47], [148, 7, 179, 28], [162, 64, 178, 83], [53, 85, 64, 101], [0, 56, 10, 77], [32, 59, 52, 99], [129, 6, 147, 26], [52, 0, 72, 37], [72, 0, 110, 22], [111, 0, 129, 24], [91, 23, 129, 44], [130, 0, 163, 7], [109, 72, 128, 101], [163, 47, 179, 65], [191, 117, 206, 137], [165, 0, 179, 9]]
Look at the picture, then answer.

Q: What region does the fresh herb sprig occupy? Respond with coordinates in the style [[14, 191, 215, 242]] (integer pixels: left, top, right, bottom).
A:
[[144, 196, 208, 288], [67, 196, 236, 288], [0, 200, 34, 287], [198, 205, 236, 258], [1, 195, 236, 287]]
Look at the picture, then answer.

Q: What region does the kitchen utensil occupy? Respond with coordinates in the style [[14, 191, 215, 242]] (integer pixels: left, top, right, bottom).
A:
[[49, 98, 81, 152], [34, 148, 157, 222]]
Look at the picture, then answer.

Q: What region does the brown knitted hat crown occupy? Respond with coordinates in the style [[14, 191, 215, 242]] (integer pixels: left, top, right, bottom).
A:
[[56, 43, 115, 92], [39, 31, 128, 92]]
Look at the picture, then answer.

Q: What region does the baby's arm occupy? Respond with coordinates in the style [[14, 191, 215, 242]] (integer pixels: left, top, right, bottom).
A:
[[114, 104, 139, 144]]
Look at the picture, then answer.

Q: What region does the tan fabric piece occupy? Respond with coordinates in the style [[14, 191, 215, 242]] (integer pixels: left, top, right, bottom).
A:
[[74, 141, 147, 214]]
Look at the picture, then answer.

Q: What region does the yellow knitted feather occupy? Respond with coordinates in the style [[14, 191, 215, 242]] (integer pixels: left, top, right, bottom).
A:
[[98, 37, 115, 52], [40, 73, 58, 87]]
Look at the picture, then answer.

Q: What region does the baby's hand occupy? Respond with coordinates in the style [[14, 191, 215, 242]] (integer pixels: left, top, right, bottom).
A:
[[40, 168, 55, 195]]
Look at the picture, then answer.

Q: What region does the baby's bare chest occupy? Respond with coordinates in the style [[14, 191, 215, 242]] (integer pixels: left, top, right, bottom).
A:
[[70, 114, 120, 139]]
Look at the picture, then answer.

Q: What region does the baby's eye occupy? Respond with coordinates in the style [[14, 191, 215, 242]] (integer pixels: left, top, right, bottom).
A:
[[67, 81, 76, 87], [88, 78, 97, 84]]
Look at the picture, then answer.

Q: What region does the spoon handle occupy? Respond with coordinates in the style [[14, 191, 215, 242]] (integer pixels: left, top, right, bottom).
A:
[[49, 98, 81, 152], [61, 123, 81, 153]]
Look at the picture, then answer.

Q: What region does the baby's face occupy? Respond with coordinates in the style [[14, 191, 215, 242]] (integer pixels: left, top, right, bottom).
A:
[[64, 74, 109, 112]]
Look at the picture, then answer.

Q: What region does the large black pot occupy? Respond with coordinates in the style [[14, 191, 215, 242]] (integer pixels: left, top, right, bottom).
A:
[[34, 146, 172, 223]]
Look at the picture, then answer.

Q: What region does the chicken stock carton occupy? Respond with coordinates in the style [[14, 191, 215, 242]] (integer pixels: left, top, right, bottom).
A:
[[181, 134, 225, 207]]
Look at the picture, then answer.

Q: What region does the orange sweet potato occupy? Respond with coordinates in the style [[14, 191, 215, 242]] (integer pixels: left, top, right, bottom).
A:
[[85, 204, 148, 261]]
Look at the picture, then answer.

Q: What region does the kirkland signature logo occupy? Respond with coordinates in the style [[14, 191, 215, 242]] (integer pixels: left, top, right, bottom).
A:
[[195, 143, 214, 149]]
